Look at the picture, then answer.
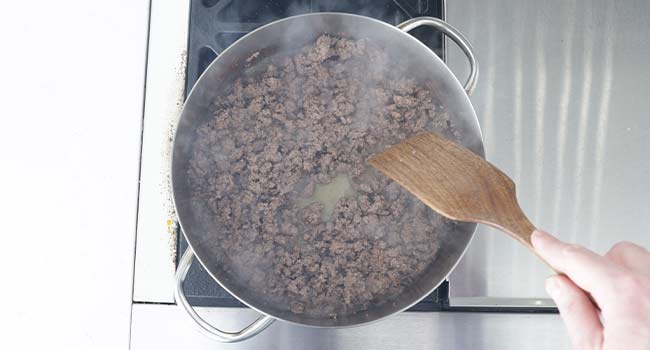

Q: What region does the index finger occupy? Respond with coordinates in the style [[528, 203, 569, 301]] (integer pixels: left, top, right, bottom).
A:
[[531, 230, 620, 299]]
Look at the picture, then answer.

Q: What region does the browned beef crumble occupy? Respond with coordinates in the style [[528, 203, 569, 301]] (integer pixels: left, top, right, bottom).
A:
[[187, 35, 459, 318]]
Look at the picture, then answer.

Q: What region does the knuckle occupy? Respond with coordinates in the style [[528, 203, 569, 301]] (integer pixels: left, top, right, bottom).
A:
[[610, 241, 637, 254], [563, 244, 587, 257]]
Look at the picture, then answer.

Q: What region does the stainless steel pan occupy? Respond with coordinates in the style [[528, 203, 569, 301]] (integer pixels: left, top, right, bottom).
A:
[[172, 13, 483, 342]]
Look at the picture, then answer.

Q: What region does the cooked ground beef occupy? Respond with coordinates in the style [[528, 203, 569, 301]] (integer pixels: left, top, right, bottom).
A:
[[187, 35, 460, 319]]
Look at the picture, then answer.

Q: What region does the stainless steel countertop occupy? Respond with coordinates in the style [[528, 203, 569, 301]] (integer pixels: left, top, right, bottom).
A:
[[447, 0, 650, 299]]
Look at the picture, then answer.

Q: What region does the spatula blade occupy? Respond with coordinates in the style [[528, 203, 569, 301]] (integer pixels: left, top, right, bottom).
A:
[[368, 132, 517, 225], [369, 132, 557, 271]]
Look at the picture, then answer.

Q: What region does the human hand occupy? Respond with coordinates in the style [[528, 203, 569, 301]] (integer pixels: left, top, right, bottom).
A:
[[531, 230, 650, 350]]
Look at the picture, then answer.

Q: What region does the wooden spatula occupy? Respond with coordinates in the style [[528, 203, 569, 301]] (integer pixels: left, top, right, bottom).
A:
[[369, 131, 554, 270]]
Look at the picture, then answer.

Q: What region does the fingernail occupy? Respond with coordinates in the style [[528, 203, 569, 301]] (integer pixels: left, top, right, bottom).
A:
[[545, 277, 561, 298]]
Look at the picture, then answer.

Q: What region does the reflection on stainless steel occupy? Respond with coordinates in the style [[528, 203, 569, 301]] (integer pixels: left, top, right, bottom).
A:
[[588, 0, 615, 246], [447, 0, 650, 299], [551, 0, 577, 234], [530, 10, 549, 293], [532, 17, 546, 224], [570, 3, 596, 243], [449, 297, 556, 308]]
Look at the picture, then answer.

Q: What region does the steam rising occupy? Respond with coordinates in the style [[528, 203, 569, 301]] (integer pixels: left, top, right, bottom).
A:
[[174, 7, 482, 325]]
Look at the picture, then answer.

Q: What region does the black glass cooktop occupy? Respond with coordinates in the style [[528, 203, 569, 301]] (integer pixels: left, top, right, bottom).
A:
[[178, 0, 447, 309]]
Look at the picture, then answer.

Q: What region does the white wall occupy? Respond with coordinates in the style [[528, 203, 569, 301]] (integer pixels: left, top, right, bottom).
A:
[[0, 1, 149, 349]]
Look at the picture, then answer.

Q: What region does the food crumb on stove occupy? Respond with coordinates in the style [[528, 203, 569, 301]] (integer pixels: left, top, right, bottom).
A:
[[187, 34, 459, 319]]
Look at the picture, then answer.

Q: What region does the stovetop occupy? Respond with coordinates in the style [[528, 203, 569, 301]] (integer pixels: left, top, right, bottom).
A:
[[184, 0, 445, 92], [178, 0, 449, 309]]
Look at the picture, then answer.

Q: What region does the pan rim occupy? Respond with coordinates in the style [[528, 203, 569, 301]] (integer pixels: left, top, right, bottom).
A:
[[171, 12, 483, 328]]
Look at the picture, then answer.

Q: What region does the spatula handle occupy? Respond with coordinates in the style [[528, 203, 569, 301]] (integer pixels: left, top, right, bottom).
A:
[[484, 205, 559, 274], [492, 212, 601, 307]]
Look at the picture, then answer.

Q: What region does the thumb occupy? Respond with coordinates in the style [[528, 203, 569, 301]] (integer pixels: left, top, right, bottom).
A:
[[546, 275, 603, 350]]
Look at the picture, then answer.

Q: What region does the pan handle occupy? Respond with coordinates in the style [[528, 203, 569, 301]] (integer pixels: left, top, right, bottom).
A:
[[175, 248, 275, 343], [397, 17, 479, 95]]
